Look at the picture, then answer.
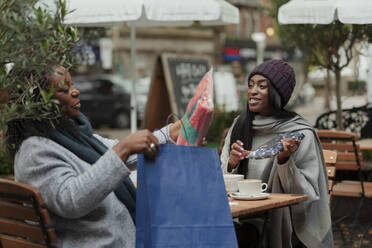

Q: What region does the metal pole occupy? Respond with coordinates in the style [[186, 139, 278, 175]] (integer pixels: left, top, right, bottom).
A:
[[130, 25, 137, 133], [252, 32, 266, 66], [256, 42, 264, 65], [367, 44, 372, 105]]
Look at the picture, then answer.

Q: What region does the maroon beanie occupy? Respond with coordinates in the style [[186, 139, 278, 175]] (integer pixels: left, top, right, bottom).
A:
[[248, 59, 296, 107]]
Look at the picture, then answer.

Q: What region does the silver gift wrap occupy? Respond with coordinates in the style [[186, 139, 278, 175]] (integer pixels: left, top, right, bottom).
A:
[[246, 132, 305, 160]]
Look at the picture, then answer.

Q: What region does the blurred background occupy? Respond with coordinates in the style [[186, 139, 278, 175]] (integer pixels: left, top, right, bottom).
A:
[[68, 0, 371, 148]]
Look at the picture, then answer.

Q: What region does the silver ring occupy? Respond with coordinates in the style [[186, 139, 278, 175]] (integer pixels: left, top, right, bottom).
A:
[[150, 142, 156, 153]]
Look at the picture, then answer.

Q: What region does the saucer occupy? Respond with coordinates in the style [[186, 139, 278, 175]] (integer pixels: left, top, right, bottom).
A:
[[230, 192, 270, 201]]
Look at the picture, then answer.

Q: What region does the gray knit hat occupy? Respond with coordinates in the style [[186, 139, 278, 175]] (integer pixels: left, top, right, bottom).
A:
[[248, 59, 296, 107]]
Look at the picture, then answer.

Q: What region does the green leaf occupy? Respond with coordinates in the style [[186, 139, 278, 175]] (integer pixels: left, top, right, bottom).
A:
[[42, 39, 49, 53], [40, 89, 49, 102], [58, 25, 64, 34], [36, 7, 44, 25], [28, 87, 36, 95]]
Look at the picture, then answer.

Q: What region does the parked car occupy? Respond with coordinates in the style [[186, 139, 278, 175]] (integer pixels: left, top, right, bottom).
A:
[[72, 74, 149, 128]]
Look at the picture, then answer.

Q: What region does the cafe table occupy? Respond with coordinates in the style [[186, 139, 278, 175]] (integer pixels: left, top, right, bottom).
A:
[[229, 193, 308, 246], [229, 193, 308, 218]]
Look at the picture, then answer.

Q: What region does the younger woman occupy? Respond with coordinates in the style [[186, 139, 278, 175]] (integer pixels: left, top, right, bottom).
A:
[[221, 60, 333, 248]]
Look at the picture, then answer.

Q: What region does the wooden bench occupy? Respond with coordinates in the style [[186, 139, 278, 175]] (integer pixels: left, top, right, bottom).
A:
[[322, 149, 337, 202], [317, 130, 364, 171], [317, 130, 372, 231], [0, 178, 58, 248]]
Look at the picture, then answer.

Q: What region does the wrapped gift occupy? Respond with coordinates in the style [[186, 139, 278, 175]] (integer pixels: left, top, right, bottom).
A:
[[176, 68, 214, 146], [247, 132, 305, 159]]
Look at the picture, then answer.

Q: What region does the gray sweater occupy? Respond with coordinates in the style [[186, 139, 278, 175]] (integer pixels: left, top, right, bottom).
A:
[[221, 115, 333, 248], [14, 126, 172, 248]]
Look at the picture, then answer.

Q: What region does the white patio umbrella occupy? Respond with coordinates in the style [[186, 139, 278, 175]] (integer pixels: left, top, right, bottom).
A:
[[278, 0, 372, 126], [278, 0, 372, 24], [43, 0, 239, 132]]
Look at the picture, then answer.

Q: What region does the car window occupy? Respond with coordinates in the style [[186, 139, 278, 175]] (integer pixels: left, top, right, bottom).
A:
[[74, 78, 116, 95], [95, 79, 114, 94], [112, 84, 126, 94], [110, 76, 132, 93], [74, 80, 96, 93]]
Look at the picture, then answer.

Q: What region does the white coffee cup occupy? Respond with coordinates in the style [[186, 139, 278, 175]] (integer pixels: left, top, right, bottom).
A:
[[237, 179, 268, 195], [223, 174, 244, 192]]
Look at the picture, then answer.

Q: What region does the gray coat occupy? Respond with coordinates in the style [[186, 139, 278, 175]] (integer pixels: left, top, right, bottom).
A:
[[14, 127, 172, 248]]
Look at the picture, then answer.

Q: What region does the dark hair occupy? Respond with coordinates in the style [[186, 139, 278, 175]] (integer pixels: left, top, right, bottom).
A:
[[6, 117, 78, 157], [230, 80, 297, 176]]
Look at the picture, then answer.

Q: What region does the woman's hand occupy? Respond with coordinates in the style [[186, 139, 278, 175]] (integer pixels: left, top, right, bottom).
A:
[[169, 119, 183, 142], [228, 140, 250, 172], [277, 138, 301, 164], [113, 129, 160, 162]]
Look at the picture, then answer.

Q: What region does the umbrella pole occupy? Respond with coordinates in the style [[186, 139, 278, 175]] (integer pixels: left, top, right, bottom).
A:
[[130, 25, 137, 133]]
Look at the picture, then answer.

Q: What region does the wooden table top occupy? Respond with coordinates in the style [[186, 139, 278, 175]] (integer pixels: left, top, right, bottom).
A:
[[230, 193, 308, 218], [358, 139, 372, 151]]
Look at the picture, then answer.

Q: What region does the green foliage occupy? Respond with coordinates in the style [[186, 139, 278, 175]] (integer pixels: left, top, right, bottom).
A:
[[362, 150, 372, 161], [204, 141, 220, 149], [0, 0, 79, 174], [0, 148, 13, 175], [206, 110, 239, 143], [0, 0, 78, 124]]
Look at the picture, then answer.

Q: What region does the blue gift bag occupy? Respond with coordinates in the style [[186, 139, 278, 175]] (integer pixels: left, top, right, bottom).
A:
[[136, 144, 238, 248]]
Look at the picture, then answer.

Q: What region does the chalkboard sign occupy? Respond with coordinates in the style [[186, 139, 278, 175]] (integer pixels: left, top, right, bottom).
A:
[[162, 54, 210, 117]]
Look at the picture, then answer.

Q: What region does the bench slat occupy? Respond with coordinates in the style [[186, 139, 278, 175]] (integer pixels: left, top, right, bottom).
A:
[[335, 161, 364, 171], [321, 143, 356, 152], [317, 130, 358, 139], [332, 182, 372, 198], [0, 217, 56, 243], [0, 233, 53, 248], [336, 153, 363, 162], [0, 201, 51, 223]]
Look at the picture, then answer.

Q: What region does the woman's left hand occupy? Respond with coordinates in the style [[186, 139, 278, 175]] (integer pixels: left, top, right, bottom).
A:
[[277, 138, 301, 164]]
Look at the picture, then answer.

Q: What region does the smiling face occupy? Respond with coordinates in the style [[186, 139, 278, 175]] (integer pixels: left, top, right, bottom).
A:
[[247, 74, 273, 116], [48, 66, 81, 118]]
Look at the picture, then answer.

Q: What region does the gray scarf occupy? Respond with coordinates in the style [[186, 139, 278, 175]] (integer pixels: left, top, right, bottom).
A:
[[48, 113, 136, 223]]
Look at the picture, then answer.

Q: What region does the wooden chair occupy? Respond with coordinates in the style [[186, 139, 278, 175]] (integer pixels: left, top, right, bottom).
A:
[[317, 130, 364, 171], [322, 149, 337, 202], [0, 178, 58, 248], [317, 130, 372, 229]]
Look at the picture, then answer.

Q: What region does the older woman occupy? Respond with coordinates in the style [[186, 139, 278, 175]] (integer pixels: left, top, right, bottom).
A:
[[7, 66, 181, 248], [221, 60, 333, 248]]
